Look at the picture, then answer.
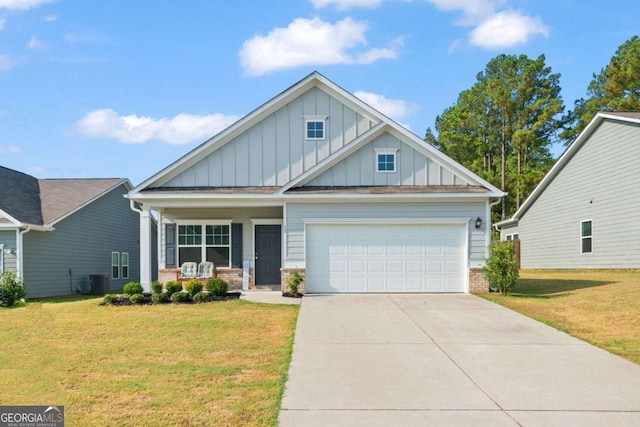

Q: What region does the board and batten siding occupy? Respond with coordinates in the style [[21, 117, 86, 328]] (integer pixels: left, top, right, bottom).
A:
[[0, 230, 17, 273], [285, 202, 487, 267], [306, 132, 470, 187], [22, 184, 142, 298], [516, 119, 640, 268], [161, 87, 377, 188]]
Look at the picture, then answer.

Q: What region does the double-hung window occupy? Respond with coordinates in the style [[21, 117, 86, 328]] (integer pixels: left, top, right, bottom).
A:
[[121, 252, 129, 279], [581, 220, 592, 254], [111, 252, 120, 279], [178, 223, 231, 267]]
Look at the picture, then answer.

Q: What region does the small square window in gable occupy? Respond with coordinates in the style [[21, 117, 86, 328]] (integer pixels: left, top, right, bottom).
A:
[[374, 148, 399, 173], [304, 115, 327, 140]]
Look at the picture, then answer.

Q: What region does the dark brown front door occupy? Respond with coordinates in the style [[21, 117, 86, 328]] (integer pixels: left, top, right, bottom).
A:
[[255, 225, 281, 285]]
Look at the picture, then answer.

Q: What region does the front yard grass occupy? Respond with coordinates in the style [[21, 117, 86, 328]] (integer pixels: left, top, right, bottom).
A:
[[0, 297, 299, 426], [480, 269, 640, 364]]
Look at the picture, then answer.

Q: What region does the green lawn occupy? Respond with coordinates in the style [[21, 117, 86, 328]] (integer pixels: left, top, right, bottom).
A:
[[480, 269, 640, 364], [0, 297, 299, 426]]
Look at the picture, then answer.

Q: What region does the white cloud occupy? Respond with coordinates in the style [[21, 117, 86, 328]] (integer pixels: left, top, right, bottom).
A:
[[0, 54, 17, 71], [239, 17, 401, 76], [73, 109, 241, 144], [0, 144, 23, 154], [311, 0, 383, 10], [0, 0, 54, 10], [428, 0, 502, 24], [354, 91, 414, 120], [43, 14, 56, 21], [27, 35, 43, 49], [470, 11, 549, 49]]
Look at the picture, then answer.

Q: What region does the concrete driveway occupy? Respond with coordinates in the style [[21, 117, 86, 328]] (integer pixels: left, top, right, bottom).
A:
[[279, 294, 640, 426]]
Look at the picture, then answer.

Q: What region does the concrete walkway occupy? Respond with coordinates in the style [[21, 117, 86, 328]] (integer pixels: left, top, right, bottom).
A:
[[240, 290, 301, 305], [279, 294, 640, 426]]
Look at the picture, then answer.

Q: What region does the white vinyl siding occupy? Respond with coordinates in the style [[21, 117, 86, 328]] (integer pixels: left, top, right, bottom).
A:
[[513, 119, 640, 268], [161, 87, 377, 188]]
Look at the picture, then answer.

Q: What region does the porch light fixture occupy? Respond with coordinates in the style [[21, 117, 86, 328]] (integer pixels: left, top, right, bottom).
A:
[[3, 248, 15, 256], [475, 217, 482, 229]]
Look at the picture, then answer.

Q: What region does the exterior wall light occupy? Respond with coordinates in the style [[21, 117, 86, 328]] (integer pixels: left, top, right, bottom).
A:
[[475, 217, 483, 229]]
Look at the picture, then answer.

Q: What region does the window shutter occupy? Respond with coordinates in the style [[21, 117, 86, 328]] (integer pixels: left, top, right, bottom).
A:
[[165, 224, 177, 268], [231, 223, 243, 268]]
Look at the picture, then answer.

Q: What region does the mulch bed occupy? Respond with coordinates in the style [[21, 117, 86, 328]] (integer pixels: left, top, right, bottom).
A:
[[100, 292, 242, 306], [282, 292, 303, 298]]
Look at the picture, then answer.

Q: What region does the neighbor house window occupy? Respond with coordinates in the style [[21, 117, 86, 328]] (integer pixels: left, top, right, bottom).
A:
[[178, 223, 231, 267], [0, 244, 4, 274], [375, 148, 398, 173], [111, 252, 120, 279], [581, 220, 592, 254], [121, 252, 129, 279], [505, 233, 519, 241], [304, 115, 327, 140]]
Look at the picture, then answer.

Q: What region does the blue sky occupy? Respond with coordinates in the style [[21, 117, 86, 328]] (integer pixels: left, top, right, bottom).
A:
[[0, 0, 637, 185]]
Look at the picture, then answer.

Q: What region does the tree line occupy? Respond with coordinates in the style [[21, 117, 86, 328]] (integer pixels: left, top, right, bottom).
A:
[[425, 36, 640, 222]]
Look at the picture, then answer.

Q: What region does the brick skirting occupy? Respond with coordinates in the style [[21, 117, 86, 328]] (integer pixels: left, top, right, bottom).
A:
[[468, 267, 489, 293], [157, 268, 250, 292]]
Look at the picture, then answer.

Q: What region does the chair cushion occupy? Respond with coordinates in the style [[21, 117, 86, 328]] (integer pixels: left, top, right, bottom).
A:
[[197, 261, 214, 278], [180, 262, 198, 278]]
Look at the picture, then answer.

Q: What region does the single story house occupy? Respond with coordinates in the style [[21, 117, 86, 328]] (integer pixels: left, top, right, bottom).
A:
[[0, 166, 157, 298], [496, 112, 640, 268], [127, 72, 504, 294]]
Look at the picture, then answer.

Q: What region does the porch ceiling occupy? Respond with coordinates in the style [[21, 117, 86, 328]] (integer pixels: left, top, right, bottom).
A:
[[162, 206, 283, 221]]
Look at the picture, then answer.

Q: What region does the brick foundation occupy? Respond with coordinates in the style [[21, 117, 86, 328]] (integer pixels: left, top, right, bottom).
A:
[[468, 267, 490, 293], [157, 268, 250, 292], [281, 268, 305, 294]]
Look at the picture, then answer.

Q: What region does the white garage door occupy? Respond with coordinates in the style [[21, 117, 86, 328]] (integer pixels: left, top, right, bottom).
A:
[[305, 223, 466, 293]]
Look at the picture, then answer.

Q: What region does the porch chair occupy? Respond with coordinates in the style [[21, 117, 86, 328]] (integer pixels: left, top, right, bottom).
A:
[[179, 262, 198, 279], [197, 261, 215, 279]]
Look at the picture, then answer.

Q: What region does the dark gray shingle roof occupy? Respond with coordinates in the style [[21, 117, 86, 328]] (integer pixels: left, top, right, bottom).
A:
[[0, 166, 44, 225]]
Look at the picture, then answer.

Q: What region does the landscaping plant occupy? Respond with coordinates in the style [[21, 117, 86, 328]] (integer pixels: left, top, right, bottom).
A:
[[151, 292, 170, 304], [0, 272, 26, 307], [206, 278, 228, 296], [193, 292, 211, 303], [484, 242, 519, 295], [123, 282, 143, 296], [170, 292, 192, 303], [287, 269, 304, 296], [129, 293, 146, 304], [151, 281, 163, 294], [184, 279, 203, 297], [164, 281, 182, 296]]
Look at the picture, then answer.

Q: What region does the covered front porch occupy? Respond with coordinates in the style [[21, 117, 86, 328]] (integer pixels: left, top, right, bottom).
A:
[[141, 205, 286, 292]]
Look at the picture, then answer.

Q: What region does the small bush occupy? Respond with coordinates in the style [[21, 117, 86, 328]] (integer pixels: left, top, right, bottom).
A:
[[184, 279, 203, 297], [287, 269, 304, 295], [170, 291, 192, 303], [152, 292, 170, 304], [193, 292, 211, 303], [165, 281, 182, 296], [0, 272, 26, 307], [151, 281, 163, 294], [123, 282, 143, 295], [103, 293, 118, 305], [130, 293, 145, 304], [484, 242, 519, 295], [206, 278, 228, 296]]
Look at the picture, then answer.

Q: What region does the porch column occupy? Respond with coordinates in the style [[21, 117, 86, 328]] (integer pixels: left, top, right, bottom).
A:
[[139, 207, 152, 292]]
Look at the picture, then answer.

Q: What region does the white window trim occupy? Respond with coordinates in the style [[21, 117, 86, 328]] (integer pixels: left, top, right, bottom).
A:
[[304, 115, 328, 141], [177, 222, 232, 268], [111, 251, 120, 279], [121, 252, 129, 279], [505, 233, 519, 241], [374, 148, 399, 173], [580, 219, 593, 254], [0, 244, 4, 274]]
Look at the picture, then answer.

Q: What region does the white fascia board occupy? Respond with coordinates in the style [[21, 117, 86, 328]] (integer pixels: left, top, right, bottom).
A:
[[0, 209, 20, 226], [304, 217, 471, 225], [279, 122, 388, 192], [283, 193, 498, 201]]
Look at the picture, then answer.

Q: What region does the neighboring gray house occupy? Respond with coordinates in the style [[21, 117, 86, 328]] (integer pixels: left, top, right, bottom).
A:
[[128, 72, 504, 294], [496, 112, 640, 268], [0, 166, 157, 298]]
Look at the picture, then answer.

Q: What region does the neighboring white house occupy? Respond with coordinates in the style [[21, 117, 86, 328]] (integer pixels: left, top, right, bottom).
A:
[[127, 72, 504, 294], [496, 112, 640, 269]]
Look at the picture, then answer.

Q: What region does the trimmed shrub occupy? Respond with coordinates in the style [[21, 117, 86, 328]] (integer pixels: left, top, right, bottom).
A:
[[151, 281, 163, 294], [170, 291, 192, 303], [102, 294, 118, 305], [123, 282, 143, 296], [152, 292, 170, 304], [484, 242, 519, 295], [193, 292, 211, 303], [165, 281, 182, 296], [0, 272, 26, 307], [130, 293, 145, 304], [206, 278, 228, 296], [287, 270, 304, 296], [184, 279, 203, 297]]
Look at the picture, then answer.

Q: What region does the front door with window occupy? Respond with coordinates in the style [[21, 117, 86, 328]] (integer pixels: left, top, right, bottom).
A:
[[255, 225, 281, 286]]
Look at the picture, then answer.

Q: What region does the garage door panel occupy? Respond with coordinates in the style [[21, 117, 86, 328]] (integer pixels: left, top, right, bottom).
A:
[[305, 224, 466, 293]]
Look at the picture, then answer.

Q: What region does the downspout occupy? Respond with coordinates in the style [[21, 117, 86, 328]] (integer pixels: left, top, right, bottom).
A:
[[17, 226, 31, 280], [129, 200, 143, 214]]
